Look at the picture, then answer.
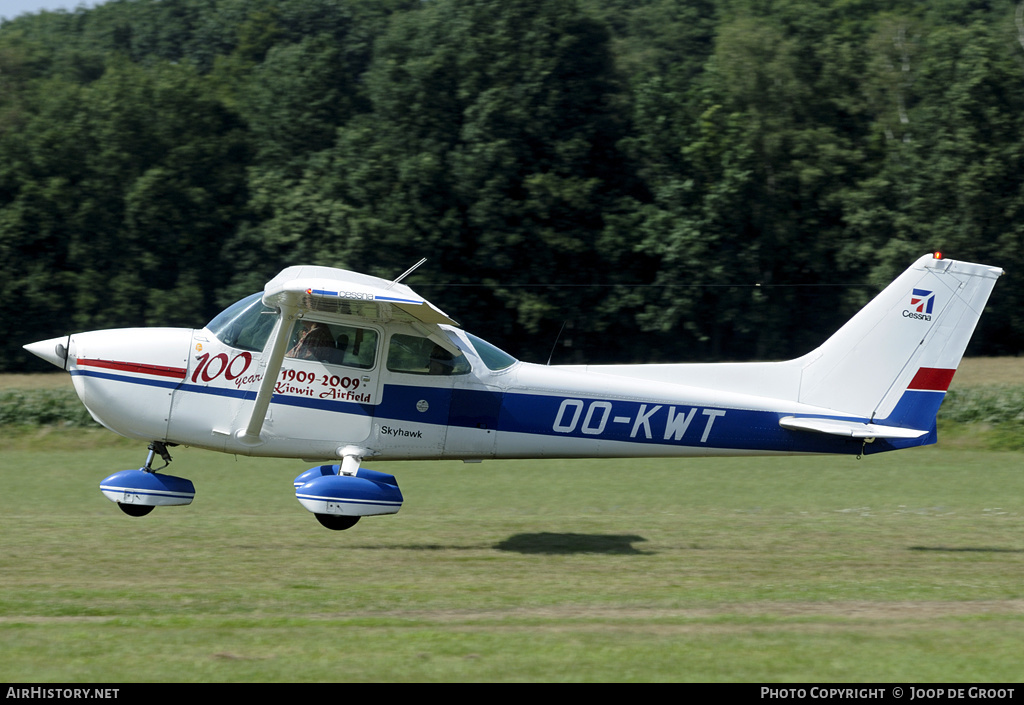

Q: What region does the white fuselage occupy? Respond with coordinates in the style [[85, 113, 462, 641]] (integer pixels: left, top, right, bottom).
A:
[[60, 322, 888, 465], [28, 253, 1002, 467]]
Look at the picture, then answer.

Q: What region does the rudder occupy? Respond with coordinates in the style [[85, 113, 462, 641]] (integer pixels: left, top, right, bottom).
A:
[[796, 254, 1003, 429]]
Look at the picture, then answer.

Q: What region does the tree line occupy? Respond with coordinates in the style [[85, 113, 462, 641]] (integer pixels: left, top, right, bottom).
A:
[[2, 0, 1022, 371]]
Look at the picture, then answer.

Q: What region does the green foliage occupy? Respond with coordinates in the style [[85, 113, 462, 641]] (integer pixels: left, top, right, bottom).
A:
[[934, 386, 1024, 451], [941, 386, 1024, 425], [0, 388, 98, 427], [2, 0, 1023, 369]]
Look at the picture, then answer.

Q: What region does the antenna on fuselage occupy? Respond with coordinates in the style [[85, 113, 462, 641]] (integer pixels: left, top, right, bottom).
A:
[[546, 320, 568, 366], [388, 257, 427, 289]]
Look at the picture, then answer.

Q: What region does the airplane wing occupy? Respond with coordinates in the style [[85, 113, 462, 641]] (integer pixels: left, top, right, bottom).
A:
[[778, 416, 928, 440], [262, 265, 457, 326], [238, 265, 456, 447]]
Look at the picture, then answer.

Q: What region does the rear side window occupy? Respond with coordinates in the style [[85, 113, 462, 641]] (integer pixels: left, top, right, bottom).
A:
[[387, 334, 470, 375]]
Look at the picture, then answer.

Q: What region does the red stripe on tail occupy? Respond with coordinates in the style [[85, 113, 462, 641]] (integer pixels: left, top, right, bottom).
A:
[[908, 367, 955, 392]]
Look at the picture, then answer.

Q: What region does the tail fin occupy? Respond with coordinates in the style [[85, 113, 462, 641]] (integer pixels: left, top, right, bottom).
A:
[[796, 253, 1003, 430]]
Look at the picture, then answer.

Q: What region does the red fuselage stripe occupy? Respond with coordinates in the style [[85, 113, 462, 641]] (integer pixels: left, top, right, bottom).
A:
[[77, 358, 187, 379], [908, 367, 956, 392]]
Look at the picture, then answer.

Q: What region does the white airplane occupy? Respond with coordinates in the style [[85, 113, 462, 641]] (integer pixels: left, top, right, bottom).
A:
[[24, 253, 1003, 530]]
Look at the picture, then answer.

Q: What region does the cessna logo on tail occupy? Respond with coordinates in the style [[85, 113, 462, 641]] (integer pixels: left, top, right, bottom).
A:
[[911, 289, 934, 313], [903, 288, 935, 321]]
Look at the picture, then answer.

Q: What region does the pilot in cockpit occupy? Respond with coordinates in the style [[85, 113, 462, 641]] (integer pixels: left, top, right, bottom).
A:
[[286, 321, 336, 361]]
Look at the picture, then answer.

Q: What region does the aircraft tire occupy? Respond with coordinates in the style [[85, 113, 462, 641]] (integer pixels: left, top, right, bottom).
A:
[[117, 503, 155, 517], [314, 514, 360, 531]]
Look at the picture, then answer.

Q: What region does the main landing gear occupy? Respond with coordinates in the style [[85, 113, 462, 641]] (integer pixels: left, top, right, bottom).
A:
[[98, 443, 405, 532], [293, 464, 404, 531], [99, 441, 195, 517]]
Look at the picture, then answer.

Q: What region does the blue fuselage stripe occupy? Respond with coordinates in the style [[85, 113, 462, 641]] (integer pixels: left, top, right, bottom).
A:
[[71, 370, 936, 455], [72, 369, 183, 391]]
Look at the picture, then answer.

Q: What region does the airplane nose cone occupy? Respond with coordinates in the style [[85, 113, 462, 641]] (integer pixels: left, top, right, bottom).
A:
[[23, 336, 70, 370]]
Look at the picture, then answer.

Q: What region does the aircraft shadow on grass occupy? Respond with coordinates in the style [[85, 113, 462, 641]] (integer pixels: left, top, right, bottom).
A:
[[494, 532, 650, 555]]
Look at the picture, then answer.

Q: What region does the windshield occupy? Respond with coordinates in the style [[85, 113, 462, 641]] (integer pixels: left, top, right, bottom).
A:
[[206, 293, 278, 352], [466, 333, 517, 371]]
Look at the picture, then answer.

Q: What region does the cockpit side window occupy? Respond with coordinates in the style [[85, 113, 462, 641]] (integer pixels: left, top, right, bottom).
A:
[[207, 293, 278, 352], [387, 334, 470, 376], [285, 319, 378, 370]]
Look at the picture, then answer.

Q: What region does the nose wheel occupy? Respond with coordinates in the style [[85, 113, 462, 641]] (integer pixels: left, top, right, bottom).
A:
[[100, 441, 194, 517], [116, 442, 173, 516]]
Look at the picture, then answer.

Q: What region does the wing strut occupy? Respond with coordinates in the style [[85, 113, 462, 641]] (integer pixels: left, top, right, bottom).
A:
[[236, 303, 298, 445]]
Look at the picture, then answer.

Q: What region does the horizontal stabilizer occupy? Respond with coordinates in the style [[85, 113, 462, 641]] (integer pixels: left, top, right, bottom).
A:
[[779, 416, 928, 440]]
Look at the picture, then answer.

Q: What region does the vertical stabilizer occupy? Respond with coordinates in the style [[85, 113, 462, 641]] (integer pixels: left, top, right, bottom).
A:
[[796, 254, 1003, 426]]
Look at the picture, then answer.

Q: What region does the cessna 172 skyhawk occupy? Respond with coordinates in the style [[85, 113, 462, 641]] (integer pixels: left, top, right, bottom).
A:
[[24, 253, 1003, 530]]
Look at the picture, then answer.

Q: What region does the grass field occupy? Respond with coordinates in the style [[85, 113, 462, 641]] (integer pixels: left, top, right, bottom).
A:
[[1, 363, 1023, 682]]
